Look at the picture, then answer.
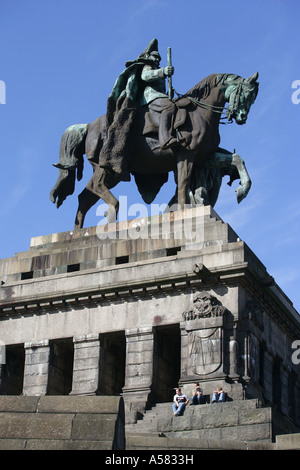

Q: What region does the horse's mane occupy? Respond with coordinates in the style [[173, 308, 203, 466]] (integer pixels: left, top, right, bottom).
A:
[[182, 73, 241, 100], [182, 73, 221, 100]]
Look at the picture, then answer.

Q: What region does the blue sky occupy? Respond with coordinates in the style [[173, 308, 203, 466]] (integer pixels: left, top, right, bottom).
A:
[[0, 0, 300, 311]]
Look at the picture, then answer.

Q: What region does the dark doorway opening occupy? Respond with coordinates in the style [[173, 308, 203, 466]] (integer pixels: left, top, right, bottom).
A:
[[98, 331, 126, 395], [152, 324, 181, 403], [48, 338, 74, 395], [0, 343, 25, 395]]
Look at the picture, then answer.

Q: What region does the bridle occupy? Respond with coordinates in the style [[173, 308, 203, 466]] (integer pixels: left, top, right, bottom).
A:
[[225, 82, 244, 122], [174, 79, 251, 124]]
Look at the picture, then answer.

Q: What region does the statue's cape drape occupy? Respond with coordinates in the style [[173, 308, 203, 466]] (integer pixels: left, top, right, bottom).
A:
[[105, 63, 145, 129], [99, 63, 146, 181]]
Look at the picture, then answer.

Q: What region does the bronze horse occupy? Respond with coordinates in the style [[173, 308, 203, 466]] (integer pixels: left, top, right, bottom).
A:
[[50, 72, 259, 229]]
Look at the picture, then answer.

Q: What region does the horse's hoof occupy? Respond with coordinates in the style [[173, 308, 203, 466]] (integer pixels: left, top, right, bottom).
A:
[[235, 186, 245, 204], [104, 207, 117, 224], [49, 189, 56, 204]]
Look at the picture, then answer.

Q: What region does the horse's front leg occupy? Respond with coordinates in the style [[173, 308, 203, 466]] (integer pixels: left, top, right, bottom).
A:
[[231, 153, 252, 203], [210, 149, 251, 203], [74, 188, 100, 230], [86, 166, 120, 223], [176, 151, 194, 209]]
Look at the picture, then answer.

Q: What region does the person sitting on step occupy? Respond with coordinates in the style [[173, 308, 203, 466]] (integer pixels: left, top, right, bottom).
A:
[[212, 386, 226, 403], [172, 388, 189, 416], [190, 382, 204, 405]]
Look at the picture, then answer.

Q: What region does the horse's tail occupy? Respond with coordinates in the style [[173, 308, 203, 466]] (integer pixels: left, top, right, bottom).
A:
[[50, 124, 88, 208]]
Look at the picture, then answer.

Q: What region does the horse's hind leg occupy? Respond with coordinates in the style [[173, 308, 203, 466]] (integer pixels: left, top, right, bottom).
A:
[[75, 188, 100, 229], [176, 151, 194, 209]]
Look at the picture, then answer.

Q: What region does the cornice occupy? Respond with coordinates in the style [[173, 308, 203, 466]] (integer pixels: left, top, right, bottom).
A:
[[0, 257, 248, 316]]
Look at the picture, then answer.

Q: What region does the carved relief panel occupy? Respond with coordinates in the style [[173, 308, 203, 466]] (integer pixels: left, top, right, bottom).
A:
[[181, 291, 227, 379], [187, 327, 222, 375]]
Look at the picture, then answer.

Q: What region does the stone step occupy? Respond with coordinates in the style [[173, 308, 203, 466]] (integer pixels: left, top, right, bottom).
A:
[[126, 399, 273, 442], [125, 433, 276, 451], [0, 438, 116, 450], [142, 398, 259, 419]]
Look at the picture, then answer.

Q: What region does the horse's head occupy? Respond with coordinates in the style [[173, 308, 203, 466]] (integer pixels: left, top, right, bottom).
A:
[[225, 72, 259, 125]]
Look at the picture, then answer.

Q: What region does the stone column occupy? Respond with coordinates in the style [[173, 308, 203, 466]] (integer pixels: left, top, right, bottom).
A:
[[23, 340, 50, 396], [70, 334, 100, 395], [228, 322, 239, 378], [122, 327, 154, 421]]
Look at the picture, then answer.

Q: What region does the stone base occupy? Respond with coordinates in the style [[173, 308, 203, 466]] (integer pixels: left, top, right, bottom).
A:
[[0, 395, 125, 450], [0, 206, 299, 434]]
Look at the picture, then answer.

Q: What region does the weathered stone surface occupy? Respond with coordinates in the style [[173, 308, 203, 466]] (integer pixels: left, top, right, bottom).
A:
[[37, 395, 121, 414], [71, 414, 116, 440], [126, 399, 278, 444], [239, 408, 271, 426], [0, 396, 125, 450], [0, 412, 73, 439], [0, 439, 27, 450], [201, 408, 239, 428], [276, 433, 300, 450], [125, 434, 276, 451], [0, 396, 39, 413], [25, 439, 114, 450], [69, 334, 101, 395]]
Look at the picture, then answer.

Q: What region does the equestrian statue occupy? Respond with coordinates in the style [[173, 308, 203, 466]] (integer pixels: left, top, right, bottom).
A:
[[50, 39, 259, 229]]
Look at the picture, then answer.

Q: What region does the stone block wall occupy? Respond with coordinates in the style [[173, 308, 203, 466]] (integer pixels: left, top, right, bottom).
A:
[[0, 395, 125, 450]]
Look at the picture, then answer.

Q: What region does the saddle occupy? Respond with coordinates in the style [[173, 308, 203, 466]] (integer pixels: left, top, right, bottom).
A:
[[141, 97, 191, 137]]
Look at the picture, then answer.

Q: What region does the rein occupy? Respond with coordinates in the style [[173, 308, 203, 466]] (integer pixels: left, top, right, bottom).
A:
[[174, 89, 230, 124], [186, 95, 231, 124], [173, 74, 243, 124], [186, 96, 225, 114]]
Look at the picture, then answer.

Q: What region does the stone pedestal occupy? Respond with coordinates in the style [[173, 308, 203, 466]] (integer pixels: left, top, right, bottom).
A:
[[0, 206, 299, 432]]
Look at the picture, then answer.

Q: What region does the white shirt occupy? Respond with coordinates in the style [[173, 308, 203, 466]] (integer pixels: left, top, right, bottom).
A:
[[174, 393, 188, 404]]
